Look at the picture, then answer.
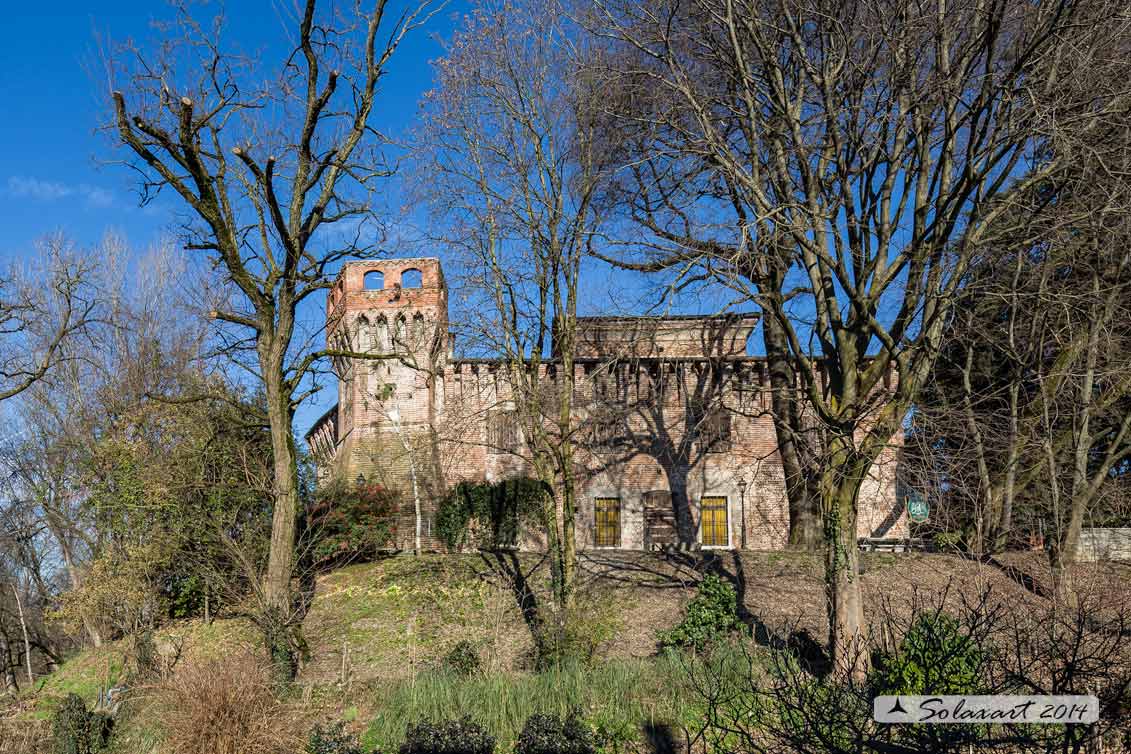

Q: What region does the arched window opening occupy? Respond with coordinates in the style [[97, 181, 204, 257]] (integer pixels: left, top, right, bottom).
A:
[[393, 315, 407, 351], [401, 268, 423, 288], [364, 270, 384, 290], [356, 315, 371, 351], [411, 313, 426, 345], [375, 316, 389, 353]]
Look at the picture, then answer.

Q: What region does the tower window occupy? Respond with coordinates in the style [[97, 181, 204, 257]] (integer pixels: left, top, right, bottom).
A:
[[401, 268, 423, 288], [364, 270, 384, 290]]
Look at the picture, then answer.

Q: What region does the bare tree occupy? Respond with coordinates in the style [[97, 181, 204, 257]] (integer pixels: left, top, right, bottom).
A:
[[0, 235, 98, 404], [417, 0, 610, 627], [584, 0, 1131, 675], [106, 0, 438, 675], [911, 139, 1131, 572]]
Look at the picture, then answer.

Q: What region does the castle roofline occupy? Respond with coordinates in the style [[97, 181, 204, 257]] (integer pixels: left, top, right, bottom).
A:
[[448, 355, 768, 366], [338, 257, 441, 272], [576, 312, 760, 323]]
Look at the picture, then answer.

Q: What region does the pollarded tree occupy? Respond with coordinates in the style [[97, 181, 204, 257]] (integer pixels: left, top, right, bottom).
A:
[[586, 0, 1131, 675], [106, 0, 438, 675]]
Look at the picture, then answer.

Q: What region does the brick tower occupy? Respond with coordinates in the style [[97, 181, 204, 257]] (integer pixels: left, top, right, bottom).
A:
[[325, 258, 449, 550]]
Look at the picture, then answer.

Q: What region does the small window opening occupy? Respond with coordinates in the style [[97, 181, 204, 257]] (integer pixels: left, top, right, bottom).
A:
[[364, 270, 384, 290], [401, 268, 423, 288]]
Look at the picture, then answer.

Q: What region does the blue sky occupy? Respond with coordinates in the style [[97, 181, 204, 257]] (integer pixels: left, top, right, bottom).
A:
[[0, 0, 741, 438], [0, 1, 462, 253], [0, 1, 469, 435]]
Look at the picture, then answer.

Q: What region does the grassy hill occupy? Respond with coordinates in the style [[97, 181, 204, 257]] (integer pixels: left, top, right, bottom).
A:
[[4, 550, 1128, 752]]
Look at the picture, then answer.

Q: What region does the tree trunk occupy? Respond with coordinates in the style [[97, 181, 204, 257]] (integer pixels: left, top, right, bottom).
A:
[[0, 631, 17, 695], [44, 513, 102, 647], [11, 583, 33, 687], [262, 362, 300, 617], [821, 435, 867, 679], [763, 314, 820, 550]]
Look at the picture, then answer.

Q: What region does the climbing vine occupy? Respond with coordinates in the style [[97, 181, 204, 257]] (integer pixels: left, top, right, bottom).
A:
[[435, 477, 549, 550]]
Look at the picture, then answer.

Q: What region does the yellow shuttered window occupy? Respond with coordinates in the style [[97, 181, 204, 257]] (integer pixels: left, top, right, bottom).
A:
[[700, 496, 729, 547], [594, 497, 621, 547]]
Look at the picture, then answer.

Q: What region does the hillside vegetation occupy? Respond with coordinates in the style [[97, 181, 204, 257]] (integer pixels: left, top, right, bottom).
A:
[[6, 550, 1126, 753]]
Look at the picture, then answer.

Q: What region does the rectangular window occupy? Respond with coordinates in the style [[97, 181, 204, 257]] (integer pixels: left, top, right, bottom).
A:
[[487, 411, 518, 454], [700, 496, 729, 547], [701, 407, 733, 452], [594, 497, 621, 547]]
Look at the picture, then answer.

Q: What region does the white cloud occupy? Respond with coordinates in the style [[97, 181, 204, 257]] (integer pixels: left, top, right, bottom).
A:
[[6, 176, 116, 207], [7, 176, 74, 200]]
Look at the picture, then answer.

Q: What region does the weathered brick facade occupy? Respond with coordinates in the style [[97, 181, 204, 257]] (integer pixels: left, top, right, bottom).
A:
[[306, 258, 907, 551]]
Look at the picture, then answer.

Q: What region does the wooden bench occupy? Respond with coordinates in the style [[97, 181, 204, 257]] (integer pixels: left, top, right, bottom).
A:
[[858, 536, 925, 553]]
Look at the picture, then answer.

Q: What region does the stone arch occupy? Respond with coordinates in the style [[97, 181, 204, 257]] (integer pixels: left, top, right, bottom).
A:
[[393, 314, 407, 351], [374, 315, 389, 352], [355, 314, 371, 351]]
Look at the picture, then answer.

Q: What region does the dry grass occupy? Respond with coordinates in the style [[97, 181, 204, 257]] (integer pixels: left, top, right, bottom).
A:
[[151, 648, 299, 754], [0, 720, 50, 754]]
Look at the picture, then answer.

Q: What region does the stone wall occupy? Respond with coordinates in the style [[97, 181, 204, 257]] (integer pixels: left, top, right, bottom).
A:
[[1077, 528, 1131, 562]]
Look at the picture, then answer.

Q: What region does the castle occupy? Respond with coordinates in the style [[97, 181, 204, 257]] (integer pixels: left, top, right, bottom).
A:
[[305, 258, 906, 551]]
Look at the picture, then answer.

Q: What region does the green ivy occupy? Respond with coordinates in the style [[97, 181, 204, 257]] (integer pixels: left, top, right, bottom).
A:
[[435, 478, 548, 550], [658, 574, 743, 652], [871, 613, 985, 695]]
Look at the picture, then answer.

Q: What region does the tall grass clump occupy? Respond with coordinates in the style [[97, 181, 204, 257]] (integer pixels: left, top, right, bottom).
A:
[[361, 658, 691, 752], [152, 649, 298, 754]]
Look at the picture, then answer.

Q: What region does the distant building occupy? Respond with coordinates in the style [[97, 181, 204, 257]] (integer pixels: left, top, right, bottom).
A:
[[305, 258, 905, 551]]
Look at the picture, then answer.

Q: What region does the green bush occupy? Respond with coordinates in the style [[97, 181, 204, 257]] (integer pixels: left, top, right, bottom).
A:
[[306, 721, 365, 754], [306, 479, 399, 566], [658, 574, 743, 651], [533, 598, 621, 670], [51, 694, 112, 754], [871, 613, 984, 695], [932, 531, 965, 553], [435, 478, 548, 550], [398, 718, 495, 754], [442, 640, 481, 677], [515, 712, 595, 754]]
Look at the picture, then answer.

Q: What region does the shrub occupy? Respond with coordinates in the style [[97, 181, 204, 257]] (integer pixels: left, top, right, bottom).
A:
[[932, 530, 965, 553], [442, 640, 481, 677], [305, 722, 364, 754], [533, 594, 622, 670], [870, 613, 984, 695], [515, 713, 595, 754], [398, 718, 495, 754], [51, 694, 112, 754], [306, 479, 399, 566], [153, 649, 298, 754], [658, 574, 743, 651]]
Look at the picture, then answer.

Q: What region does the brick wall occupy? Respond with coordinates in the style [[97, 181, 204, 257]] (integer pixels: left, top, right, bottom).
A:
[[310, 258, 907, 552]]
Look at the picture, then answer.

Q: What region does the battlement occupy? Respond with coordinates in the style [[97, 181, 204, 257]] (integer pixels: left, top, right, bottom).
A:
[[328, 258, 447, 330], [569, 313, 760, 359]]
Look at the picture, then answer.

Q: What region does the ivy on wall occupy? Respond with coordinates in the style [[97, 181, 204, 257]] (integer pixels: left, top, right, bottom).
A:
[[435, 477, 549, 550]]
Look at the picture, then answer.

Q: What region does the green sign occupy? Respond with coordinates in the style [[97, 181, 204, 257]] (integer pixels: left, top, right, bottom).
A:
[[907, 495, 929, 523]]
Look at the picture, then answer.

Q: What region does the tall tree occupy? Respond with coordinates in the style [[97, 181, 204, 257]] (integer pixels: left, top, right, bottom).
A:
[[417, 0, 608, 635], [913, 151, 1131, 569], [107, 0, 436, 675], [586, 0, 1131, 674]]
